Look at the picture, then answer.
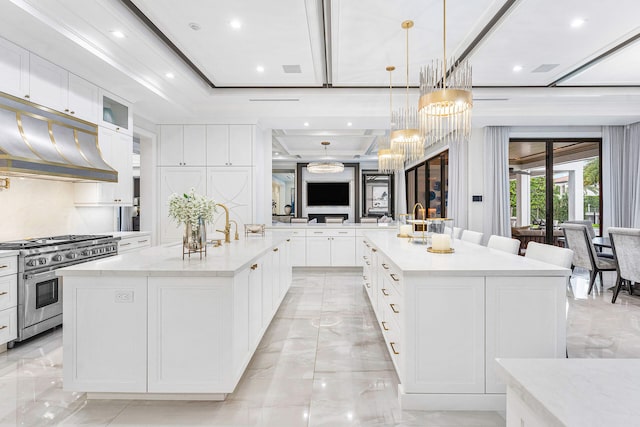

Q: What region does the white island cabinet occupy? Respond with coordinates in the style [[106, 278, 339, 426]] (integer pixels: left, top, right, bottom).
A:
[[58, 235, 292, 399], [362, 233, 570, 411]]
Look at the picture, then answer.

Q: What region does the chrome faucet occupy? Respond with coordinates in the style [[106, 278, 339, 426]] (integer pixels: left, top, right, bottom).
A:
[[229, 219, 240, 240], [215, 203, 231, 243]]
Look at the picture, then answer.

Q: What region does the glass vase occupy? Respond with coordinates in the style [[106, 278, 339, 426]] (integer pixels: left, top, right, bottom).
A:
[[183, 218, 207, 258]]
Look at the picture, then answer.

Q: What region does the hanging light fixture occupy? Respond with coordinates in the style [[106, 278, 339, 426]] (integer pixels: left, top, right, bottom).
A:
[[378, 66, 404, 173], [418, 0, 472, 147], [390, 20, 423, 162], [306, 141, 344, 174]]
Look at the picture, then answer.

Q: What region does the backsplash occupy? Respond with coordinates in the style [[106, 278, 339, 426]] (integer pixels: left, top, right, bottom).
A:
[[0, 177, 114, 241]]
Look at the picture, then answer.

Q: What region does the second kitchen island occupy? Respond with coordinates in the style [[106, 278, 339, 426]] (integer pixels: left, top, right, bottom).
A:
[[57, 235, 292, 400]]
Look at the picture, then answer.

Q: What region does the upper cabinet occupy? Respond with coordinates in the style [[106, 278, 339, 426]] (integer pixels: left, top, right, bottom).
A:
[[29, 54, 99, 124], [158, 125, 207, 166], [0, 37, 29, 99], [206, 125, 253, 166], [99, 90, 133, 135]]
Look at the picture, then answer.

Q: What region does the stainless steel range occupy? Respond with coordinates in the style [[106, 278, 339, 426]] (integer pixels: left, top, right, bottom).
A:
[[0, 235, 120, 345]]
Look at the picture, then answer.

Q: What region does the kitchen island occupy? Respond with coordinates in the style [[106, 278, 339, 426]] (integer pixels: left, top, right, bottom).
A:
[[57, 235, 292, 400], [362, 232, 571, 411]]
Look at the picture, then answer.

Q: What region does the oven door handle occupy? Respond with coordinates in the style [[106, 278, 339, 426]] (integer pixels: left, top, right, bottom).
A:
[[24, 270, 58, 281]]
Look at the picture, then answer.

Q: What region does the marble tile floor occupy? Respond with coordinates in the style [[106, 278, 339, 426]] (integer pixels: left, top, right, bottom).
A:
[[0, 268, 639, 426]]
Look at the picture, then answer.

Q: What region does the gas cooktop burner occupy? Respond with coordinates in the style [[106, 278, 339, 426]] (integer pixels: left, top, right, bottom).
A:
[[0, 234, 113, 250]]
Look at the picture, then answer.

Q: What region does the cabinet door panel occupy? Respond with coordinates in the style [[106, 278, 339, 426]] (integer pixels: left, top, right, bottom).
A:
[[261, 253, 273, 326], [29, 53, 68, 112], [182, 125, 207, 166], [228, 125, 252, 166], [248, 264, 262, 349], [159, 125, 184, 166], [331, 236, 356, 266], [68, 73, 98, 123], [206, 167, 253, 234], [0, 38, 29, 98], [159, 167, 207, 243], [206, 125, 229, 166], [306, 237, 331, 266], [290, 237, 306, 267]]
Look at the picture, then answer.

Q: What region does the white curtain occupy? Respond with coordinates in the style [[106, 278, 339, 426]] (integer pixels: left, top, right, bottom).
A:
[[483, 126, 511, 237], [448, 137, 468, 229], [395, 169, 407, 219], [604, 123, 640, 228]]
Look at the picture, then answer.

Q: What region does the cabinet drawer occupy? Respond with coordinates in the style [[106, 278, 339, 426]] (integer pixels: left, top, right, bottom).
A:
[[380, 276, 401, 325], [0, 274, 17, 311], [0, 256, 17, 277], [307, 230, 329, 236], [378, 255, 402, 295], [0, 306, 17, 345], [289, 229, 305, 236], [118, 236, 151, 253], [326, 229, 356, 237]]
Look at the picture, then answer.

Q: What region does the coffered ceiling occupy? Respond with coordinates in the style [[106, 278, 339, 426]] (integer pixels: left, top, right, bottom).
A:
[[0, 0, 639, 162]]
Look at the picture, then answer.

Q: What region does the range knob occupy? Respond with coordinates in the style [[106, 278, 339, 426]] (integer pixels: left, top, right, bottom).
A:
[[52, 255, 63, 262], [67, 252, 78, 260], [27, 259, 38, 267], [81, 250, 91, 256], [38, 257, 47, 265]]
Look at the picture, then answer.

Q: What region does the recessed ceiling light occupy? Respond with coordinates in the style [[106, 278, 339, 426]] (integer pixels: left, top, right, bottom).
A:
[[304, 122, 309, 127], [165, 72, 175, 79], [256, 65, 265, 73], [513, 65, 523, 72], [347, 122, 352, 127], [189, 22, 201, 31], [274, 152, 280, 156], [230, 19, 242, 29], [110, 30, 125, 39], [571, 18, 586, 28]]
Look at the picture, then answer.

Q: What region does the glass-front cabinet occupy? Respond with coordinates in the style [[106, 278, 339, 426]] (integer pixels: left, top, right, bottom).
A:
[[99, 89, 132, 135]]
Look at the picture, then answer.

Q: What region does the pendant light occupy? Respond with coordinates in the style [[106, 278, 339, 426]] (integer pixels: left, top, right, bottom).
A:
[[418, 0, 472, 147], [390, 20, 423, 162], [378, 66, 404, 173], [306, 141, 344, 174]]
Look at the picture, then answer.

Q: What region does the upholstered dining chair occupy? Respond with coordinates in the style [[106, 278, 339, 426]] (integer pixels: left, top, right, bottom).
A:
[[525, 241, 574, 269], [562, 223, 617, 295], [487, 235, 521, 255], [460, 230, 484, 245], [453, 227, 463, 239], [325, 217, 344, 224], [563, 220, 611, 257], [608, 227, 640, 304]]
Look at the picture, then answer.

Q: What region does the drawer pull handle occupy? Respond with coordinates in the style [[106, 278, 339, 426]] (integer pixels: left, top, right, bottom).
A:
[[363, 256, 368, 260], [137, 240, 148, 243], [313, 232, 323, 234], [366, 261, 370, 266], [0, 291, 7, 296], [381, 288, 389, 296], [339, 231, 348, 234], [250, 264, 258, 270], [371, 248, 377, 252], [120, 242, 132, 246], [273, 248, 279, 252], [390, 303, 399, 314], [363, 276, 368, 280], [390, 342, 399, 355], [286, 239, 291, 242], [365, 283, 370, 288], [390, 273, 400, 282], [0, 325, 6, 330], [0, 265, 7, 269], [381, 263, 389, 270], [381, 321, 389, 331]]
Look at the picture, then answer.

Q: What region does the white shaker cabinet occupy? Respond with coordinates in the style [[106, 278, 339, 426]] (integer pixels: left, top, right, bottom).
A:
[[67, 73, 99, 123], [305, 229, 356, 266], [159, 125, 207, 167], [29, 53, 68, 113], [158, 167, 207, 243], [74, 127, 133, 206], [206, 125, 253, 166], [0, 254, 18, 349], [0, 37, 29, 99]]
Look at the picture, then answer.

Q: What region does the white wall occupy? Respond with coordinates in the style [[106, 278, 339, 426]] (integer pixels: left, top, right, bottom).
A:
[[0, 178, 114, 241]]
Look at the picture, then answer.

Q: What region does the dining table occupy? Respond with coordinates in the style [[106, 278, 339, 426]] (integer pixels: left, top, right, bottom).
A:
[[593, 236, 612, 249]]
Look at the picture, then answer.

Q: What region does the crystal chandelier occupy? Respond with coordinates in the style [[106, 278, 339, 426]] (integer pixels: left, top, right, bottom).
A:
[[390, 20, 423, 162], [418, 0, 472, 147], [306, 141, 344, 174], [378, 66, 404, 173]]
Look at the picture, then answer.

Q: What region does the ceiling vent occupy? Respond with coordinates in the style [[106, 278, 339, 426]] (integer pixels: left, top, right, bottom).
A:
[[532, 64, 559, 73], [282, 65, 302, 74]]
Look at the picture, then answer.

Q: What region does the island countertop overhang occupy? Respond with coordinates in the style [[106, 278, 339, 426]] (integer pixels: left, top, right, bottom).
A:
[[56, 233, 290, 277]]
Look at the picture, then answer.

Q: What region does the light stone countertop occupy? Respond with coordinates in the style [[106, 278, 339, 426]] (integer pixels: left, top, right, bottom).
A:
[[497, 358, 640, 427], [363, 231, 571, 277], [268, 223, 394, 229], [97, 231, 151, 239], [56, 233, 288, 278]]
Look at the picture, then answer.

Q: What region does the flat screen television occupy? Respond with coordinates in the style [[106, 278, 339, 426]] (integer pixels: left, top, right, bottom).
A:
[[307, 182, 350, 206]]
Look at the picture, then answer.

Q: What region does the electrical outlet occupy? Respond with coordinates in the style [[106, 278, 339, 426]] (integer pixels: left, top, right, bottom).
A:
[[114, 290, 134, 303]]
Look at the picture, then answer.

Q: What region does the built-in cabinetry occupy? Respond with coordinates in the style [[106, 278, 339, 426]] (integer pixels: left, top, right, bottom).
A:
[[62, 237, 292, 397], [74, 127, 133, 206], [158, 125, 256, 244], [117, 232, 151, 254], [0, 37, 29, 100], [0, 253, 18, 351], [361, 233, 568, 410], [99, 90, 132, 135]]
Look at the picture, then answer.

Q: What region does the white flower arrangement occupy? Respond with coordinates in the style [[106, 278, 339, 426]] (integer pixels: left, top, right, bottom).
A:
[[168, 188, 216, 228]]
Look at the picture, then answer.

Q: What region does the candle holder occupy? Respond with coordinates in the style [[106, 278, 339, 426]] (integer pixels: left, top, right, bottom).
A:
[[426, 218, 455, 253], [397, 214, 414, 238]]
